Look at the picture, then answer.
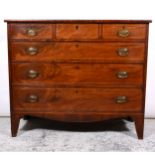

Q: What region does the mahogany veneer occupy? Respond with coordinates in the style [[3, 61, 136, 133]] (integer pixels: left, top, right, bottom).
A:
[[5, 19, 151, 138]]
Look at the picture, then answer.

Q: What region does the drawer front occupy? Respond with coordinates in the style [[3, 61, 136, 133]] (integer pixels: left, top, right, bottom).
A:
[[12, 63, 143, 86], [103, 24, 146, 40], [12, 87, 142, 112], [11, 42, 145, 62], [10, 24, 52, 40], [56, 24, 99, 40]]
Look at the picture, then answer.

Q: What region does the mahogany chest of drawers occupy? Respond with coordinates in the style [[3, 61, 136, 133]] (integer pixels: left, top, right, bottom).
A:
[[5, 20, 151, 138]]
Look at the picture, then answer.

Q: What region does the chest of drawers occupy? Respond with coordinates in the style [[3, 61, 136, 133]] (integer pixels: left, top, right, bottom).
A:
[[5, 20, 151, 138]]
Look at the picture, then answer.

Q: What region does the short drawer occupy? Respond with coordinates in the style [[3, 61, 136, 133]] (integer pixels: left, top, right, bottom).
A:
[[10, 24, 53, 40], [12, 63, 143, 86], [12, 87, 143, 112], [56, 24, 99, 40], [11, 42, 145, 62], [102, 24, 146, 40]]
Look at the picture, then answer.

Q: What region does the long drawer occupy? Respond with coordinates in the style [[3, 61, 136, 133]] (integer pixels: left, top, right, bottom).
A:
[[12, 87, 143, 112], [11, 42, 145, 62], [12, 63, 143, 86]]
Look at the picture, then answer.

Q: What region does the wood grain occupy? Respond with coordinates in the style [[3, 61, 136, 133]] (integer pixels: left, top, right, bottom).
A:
[[12, 87, 143, 112], [56, 24, 99, 40], [10, 24, 53, 40], [102, 24, 146, 40], [12, 63, 143, 86], [4, 19, 152, 24], [11, 42, 145, 63]]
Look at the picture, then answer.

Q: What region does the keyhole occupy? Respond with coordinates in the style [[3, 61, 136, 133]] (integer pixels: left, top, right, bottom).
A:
[[75, 65, 80, 70], [75, 89, 79, 94], [75, 44, 79, 48], [75, 25, 79, 30]]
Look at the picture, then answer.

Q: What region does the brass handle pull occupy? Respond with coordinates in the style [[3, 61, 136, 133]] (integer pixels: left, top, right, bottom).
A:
[[28, 70, 39, 78], [118, 29, 129, 37], [27, 94, 38, 103], [118, 48, 128, 57], [116, 96, 128, 104], [27, 47, 38, 55], [26, 28, 37, 36], [117, 71, 128, 79]]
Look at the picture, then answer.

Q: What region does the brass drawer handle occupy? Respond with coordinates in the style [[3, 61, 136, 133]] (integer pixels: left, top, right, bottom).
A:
[[26, 28, 37, 36], [27, 94, 38, 103], [118, 29, 129, 37], [117, 48, 128, 57], [27, 47, 38, 55], [28, 70, 39, 78], [117, 71, 128, 79], [116, 96, 128, 104]]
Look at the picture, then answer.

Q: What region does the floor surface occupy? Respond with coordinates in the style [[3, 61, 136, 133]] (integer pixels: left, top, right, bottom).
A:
[[0, 117, 155, 151]]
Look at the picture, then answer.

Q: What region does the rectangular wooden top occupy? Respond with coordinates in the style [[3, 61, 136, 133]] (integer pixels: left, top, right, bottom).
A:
[[4, 19, 152, 24]]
